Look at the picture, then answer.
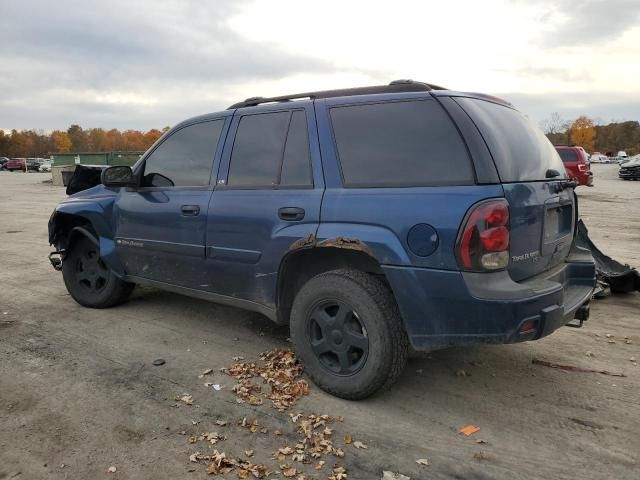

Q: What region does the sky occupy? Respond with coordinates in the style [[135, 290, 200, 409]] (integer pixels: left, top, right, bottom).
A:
[[1, 0, 639, 131]]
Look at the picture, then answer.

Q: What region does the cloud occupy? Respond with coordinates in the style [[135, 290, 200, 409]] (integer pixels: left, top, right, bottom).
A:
[[499, 91, 640, 125], [513, 0, 640, 46], [0, 0, 331, 129]]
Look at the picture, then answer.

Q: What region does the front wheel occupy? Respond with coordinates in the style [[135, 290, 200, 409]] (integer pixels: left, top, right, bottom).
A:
[[62, 236, 134, 308], [290, 269, 409, 400]]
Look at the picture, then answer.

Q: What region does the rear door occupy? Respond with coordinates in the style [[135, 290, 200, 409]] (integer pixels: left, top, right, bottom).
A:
[[454, 97, 575, 281], [204, 102, 323, 306]]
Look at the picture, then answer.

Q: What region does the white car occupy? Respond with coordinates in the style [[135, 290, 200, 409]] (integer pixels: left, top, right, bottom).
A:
[[589, 154, 609, 163], [39, 161, 52, 172]]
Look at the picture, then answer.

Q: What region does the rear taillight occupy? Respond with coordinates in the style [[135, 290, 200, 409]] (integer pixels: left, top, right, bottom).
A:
[[456, 199, 510, 271], [578, 164, 588, 172]]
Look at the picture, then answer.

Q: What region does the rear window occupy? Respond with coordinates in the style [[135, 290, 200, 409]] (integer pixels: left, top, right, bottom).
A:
[[330, 99, 474, 187], [456, 98, 566, 182], [557, 149, 578, 162]]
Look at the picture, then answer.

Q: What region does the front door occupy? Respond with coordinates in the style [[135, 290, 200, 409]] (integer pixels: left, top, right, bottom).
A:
[[205, 103, 324, 307], [114, 117, 229, 289]]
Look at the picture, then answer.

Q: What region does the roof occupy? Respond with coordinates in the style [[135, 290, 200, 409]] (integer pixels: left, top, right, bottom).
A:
[[227, 79, 446, 109]]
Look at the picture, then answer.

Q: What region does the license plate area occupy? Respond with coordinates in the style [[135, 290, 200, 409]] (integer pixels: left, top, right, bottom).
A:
[[543, 204, 573, 243]]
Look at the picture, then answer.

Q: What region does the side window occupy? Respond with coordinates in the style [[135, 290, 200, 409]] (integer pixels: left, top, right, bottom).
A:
[[143, 120, 223, 187], [228, 110, 312, 187], [281, 111, 312, 186], [330, 100, 474, 187]]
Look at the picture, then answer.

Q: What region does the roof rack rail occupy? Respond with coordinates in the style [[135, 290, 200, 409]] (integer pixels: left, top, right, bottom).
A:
[[227, 80, 447, 109]]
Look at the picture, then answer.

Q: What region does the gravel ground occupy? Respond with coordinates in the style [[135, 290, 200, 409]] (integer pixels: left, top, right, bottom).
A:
[[0, 167, 638, 480]]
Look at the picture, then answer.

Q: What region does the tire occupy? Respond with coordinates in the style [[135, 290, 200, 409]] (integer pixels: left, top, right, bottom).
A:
[[62, 236, 134, 308], [290, 269, 409, 400]]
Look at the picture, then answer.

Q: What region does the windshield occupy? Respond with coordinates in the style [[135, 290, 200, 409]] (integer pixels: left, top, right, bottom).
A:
[[455, 97, 567, 182]]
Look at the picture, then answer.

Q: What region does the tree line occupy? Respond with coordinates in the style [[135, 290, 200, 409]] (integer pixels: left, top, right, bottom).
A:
[[540, 114, 640, 156], [0, 125, 170, 158]]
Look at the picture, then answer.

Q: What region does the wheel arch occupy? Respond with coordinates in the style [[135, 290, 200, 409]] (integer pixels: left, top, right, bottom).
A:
[[49, 210, 125, 277], [276, 245, 389, 325]]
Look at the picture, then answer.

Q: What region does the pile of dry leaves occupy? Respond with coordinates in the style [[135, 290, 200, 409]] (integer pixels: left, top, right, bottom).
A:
[[224, 349, 310, 411], [186, 350, 353, 479], [189, 448, 272, 478], [271, 413, 347, 479]]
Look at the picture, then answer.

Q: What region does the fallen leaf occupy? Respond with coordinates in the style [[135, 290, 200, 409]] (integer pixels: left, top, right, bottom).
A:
[[353, 441, 367, 449], [215, 420, 227, 426], [459, 425, 480, 436], [107, 466, 117, 473], [415, 458, 429, 466], [282, 466, 297, 477], [175, 393, 193, 405], [343, 434, 352, 444], [382, 472, 410, 480], [473, 451, 491, 461], [245, 450, 254, 457]]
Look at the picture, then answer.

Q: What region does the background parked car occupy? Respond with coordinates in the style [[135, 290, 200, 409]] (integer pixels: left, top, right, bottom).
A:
[[619, 155, 640, 180], [589, 153, 609, 163], [555, 145, 593, 186], [39, 160, 52, 172], [26, 158, 44, 172], [4, 158, 26, 171]]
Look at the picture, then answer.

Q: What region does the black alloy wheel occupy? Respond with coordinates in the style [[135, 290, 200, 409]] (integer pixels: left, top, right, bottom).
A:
[[308, 300, 369, 376]]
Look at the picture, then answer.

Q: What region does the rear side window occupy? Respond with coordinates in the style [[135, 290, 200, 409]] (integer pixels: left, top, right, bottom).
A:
[[143, 120, 223, 187], [330, 100, 473, 187], [455, 98, 566, 182], [557, 149, 578, 162], [281, 111, 312, 185], [228, 110, 312, 187]]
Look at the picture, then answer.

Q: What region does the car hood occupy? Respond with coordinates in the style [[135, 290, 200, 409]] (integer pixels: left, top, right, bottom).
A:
[[621, 156, 640, 168], [60, 184, 117, 204]]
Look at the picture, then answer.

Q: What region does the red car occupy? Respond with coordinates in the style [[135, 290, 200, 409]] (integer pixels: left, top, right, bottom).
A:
[[4, 158, 26, 171], [555, 146, 593, 186]]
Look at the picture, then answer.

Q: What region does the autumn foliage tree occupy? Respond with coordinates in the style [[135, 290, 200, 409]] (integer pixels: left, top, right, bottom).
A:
[[569, 116, 596, 152], [0, 125, 170, 158], [51, 130, 72, 152]]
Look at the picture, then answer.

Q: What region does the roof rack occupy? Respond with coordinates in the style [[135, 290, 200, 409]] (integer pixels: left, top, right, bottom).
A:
[[227, 79, 446, 109]]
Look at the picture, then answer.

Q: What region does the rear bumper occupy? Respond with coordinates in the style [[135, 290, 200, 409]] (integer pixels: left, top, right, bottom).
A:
[[383, 247, 596, 350]]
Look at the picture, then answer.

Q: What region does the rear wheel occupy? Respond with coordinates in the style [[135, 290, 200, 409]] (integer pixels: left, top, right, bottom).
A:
[[62, 236, 134, 308], [290, 269, 408, 399]]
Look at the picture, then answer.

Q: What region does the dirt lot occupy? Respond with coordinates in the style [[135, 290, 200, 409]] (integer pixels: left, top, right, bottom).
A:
[[0, 166, 638, 480]]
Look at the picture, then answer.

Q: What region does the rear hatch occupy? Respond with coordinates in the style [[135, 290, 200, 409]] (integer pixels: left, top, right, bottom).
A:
[[454, 97, 575, 281]]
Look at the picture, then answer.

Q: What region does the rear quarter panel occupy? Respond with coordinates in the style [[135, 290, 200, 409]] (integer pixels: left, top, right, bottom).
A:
[[314, 95, 504, 269]]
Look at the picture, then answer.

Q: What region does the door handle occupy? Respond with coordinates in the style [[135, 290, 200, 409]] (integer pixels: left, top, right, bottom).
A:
[[180, 205, 200, 216], [278, 207, 305, 221]]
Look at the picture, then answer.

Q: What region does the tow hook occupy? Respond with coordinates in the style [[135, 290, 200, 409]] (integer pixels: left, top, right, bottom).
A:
[[49, 251, 64, 271], [567, 303, 590, 328]]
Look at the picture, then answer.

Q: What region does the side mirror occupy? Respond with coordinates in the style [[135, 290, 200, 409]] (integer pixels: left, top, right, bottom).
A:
[[101, 165, 134, 187]]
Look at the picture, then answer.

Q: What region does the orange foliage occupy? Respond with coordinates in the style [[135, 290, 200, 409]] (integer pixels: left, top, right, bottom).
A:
[[569, 116, 596, 152]]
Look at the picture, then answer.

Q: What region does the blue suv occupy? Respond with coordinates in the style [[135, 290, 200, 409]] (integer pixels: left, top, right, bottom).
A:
[[48, 80, 596, 399]]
